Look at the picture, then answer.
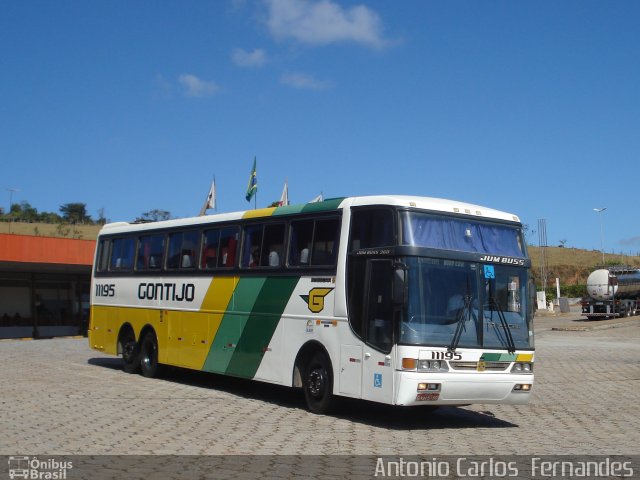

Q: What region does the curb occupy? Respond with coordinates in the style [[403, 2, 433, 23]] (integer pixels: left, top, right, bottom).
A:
[[0, 335, 85, 342]]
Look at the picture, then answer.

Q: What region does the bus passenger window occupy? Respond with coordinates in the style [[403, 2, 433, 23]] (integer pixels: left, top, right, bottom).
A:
[[242, 225, 263, 268], [218, 227, 238, 267], [201, 229, 220, 268], [136, 234, 164, 271], [167, 230, 199, 270], [288, 220, 313, 266], [312, 218, 340, 266], [96, 239, 111, 272], [261, 224, 285, 267], [109, 237, 135, 271]]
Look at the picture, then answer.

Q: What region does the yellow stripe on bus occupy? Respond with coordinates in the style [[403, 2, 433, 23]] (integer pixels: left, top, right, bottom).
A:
[[195, 276, 238, 369], [242, 207, 276, 219], [516, 353, 534, 362]]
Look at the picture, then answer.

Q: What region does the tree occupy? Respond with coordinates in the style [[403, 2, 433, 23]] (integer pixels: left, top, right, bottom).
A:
[[135, 209, 172, 222], [60, 202, 92, 224], [19, 202, 38, 222], [97, 208, 107, 225]]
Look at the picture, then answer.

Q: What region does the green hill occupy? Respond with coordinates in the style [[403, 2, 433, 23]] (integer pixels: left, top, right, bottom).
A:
[[528, 246, 640, 290]]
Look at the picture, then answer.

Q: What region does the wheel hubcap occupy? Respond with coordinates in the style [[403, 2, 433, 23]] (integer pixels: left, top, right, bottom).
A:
[[308, 369, 325, 398]]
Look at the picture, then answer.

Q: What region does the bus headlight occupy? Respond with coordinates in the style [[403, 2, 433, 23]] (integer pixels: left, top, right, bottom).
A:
[[513, 383, 532, 392], [511, 362, 533, 373], [417, 360, 448, 372]]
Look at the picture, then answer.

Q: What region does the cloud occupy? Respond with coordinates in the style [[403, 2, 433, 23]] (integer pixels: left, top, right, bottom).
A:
[[178, 74, 220, 97], [280, 71, 333, 90], [264, 0, 389, 49], [620, 236, 640, 246], [231, 48, 269, 67]]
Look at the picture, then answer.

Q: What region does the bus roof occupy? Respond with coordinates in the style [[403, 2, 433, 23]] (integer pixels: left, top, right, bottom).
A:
[[98, 195, 521, 236]]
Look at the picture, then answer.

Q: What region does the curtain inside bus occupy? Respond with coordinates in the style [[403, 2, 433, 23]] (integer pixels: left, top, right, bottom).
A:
[[401, 212, 524, 257]]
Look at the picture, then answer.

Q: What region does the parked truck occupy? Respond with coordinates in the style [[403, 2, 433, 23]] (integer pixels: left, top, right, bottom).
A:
[[581, 266, 640, 319]]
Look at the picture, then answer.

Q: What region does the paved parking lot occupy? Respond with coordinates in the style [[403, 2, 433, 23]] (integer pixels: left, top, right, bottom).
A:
[[1, 315, 639, 461]]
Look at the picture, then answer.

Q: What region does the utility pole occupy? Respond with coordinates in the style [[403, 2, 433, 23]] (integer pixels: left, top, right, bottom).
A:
[[593, 208, 607, 265], [6, 187, 20, 213]]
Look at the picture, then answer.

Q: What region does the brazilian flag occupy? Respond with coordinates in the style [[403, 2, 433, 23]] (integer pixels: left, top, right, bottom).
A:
[[245, 157, 257, 202]]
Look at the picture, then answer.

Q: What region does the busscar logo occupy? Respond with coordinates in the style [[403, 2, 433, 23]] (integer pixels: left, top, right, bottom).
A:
[[300, 287, 334, 313]]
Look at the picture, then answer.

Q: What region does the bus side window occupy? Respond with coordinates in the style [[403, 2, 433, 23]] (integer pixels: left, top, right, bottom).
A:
[[201, 229, 220, 269], [350, 209, 394, 250], [96, 239, 111, 272], [136, 234, 164, 271], [219, 227, 238, 267], [167, 230, 199, 270], [261, 223, 285, 267], [288, 220, 313, 266], [109, 237, 135, 271], [242, 225, 263, 268], [312, 218, 340, 266]]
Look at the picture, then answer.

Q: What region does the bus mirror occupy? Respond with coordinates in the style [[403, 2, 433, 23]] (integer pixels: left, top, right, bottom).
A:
[[393, 265, 407, 305]]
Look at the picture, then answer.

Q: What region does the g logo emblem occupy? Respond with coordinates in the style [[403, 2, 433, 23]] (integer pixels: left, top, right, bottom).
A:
[[301, 287, 334, 313]]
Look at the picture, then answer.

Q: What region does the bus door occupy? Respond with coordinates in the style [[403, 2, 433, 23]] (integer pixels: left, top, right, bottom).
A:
[[361, 259, 395, 403]]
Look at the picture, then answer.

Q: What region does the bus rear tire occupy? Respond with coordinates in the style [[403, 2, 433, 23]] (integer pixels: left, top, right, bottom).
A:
[[120, 329, 140, 374], [140, 331, 161, 378], [303, 352, 334, 415]]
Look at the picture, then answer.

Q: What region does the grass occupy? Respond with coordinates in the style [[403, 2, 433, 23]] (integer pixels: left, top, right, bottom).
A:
[[0, 221, 101, 239], [528, 246, 640, 286]]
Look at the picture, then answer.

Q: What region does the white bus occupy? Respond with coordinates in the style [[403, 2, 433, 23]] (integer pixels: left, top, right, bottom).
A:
[[89, 195, 534, 414]]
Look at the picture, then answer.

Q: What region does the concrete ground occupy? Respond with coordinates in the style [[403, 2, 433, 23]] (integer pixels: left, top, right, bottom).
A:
[[1, 311, 638, 478]]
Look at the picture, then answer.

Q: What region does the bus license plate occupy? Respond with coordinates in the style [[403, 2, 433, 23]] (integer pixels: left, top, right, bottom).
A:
[[416, 393, 439, 401]]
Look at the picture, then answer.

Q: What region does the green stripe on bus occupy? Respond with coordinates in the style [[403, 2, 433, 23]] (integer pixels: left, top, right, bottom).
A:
[[225, 277, 299, 378], [271, 204, 305, 216], [301, 197, 345, 213], [480, 353, 517, 362], [202, 277, 266, 374]]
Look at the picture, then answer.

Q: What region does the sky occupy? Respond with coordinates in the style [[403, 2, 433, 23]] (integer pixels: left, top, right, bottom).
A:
[[1, 0, 638, 254]]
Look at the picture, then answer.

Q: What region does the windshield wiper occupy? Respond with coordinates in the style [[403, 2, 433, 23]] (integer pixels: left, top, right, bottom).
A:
[[485, 298, 516, 354], [448, 295, 474, 353]]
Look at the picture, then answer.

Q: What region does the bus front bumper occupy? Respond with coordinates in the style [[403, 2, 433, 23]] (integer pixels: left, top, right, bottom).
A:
[[394, 371, 534, 406]]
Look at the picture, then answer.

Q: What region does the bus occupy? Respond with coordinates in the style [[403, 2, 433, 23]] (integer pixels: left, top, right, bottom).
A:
[[89, 195, 534, 414]]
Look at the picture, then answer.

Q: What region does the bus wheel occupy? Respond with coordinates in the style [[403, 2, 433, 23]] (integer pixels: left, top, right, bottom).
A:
[[140, 331, 160, 378], [122, 339, 140, 374], [303, 352, 334, 415]]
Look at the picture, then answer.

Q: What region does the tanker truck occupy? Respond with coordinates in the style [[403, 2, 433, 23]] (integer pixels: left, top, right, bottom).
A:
[[581, 266, 640, 319]]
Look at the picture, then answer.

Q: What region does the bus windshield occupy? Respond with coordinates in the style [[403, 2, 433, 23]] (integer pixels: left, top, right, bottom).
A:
[[401, 211, 525, 257], [399, 257, 533, 350]]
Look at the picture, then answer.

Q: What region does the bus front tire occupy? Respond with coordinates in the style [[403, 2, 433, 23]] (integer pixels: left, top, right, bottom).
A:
[[303, 352, 334, 415], [140, 331, 161, 378]]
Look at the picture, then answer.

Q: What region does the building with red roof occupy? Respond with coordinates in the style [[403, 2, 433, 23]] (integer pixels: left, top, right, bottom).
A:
[[0, 233, 96, 338]]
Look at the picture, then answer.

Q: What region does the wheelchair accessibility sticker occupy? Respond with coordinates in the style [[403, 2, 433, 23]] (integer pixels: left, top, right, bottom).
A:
[[374, 373, 383, 388], [483, 265, 495, 279]]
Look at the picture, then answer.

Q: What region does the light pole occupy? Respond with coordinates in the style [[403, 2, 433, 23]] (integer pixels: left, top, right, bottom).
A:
[[6, 187, 20, 213], [593, 207, 606, 265]]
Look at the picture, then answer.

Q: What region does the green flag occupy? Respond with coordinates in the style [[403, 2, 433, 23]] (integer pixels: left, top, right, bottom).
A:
[[245, 157, 257, 202]]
